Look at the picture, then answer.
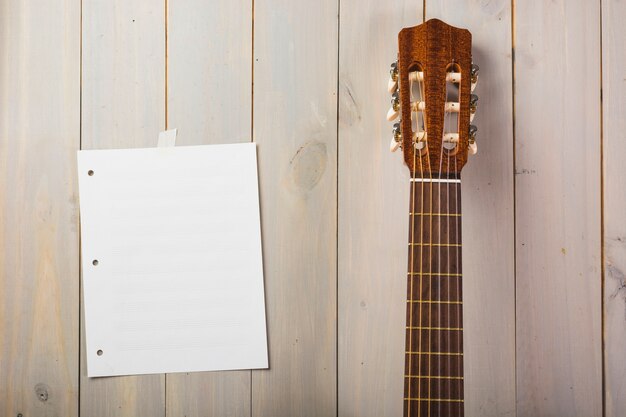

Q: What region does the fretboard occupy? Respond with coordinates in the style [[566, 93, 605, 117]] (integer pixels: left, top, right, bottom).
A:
[[404, 178, 464, 417]]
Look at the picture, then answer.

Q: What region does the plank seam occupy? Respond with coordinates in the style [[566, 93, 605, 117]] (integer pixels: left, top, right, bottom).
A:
[[248, 0, 251, 417], [79, 0, 84, 414], [335, 0, 341, 414], [251, 0, 255, 147], [165, 0, 169, 131], [599, 0, 606, 416], [164, 1, 169, 415], [511, 1, 518, 415]]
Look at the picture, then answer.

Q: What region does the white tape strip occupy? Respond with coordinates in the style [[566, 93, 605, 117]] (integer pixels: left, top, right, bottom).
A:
[[158, 128, 178, 148]]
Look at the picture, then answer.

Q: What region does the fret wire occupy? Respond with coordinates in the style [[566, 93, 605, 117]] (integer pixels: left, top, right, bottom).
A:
[[408, 242, 462, 247], [407, 300, 462, 304], [405, 375, 464, 380], [406, 326, 463, 331], [404, 398, 464, 402], [410, 212, 462, 217], [405, 351, 463, 356], [408, 272, 462, 277]]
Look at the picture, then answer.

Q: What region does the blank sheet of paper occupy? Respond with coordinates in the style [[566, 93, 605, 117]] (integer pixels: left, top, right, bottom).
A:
[[77, 143, 268, 377]]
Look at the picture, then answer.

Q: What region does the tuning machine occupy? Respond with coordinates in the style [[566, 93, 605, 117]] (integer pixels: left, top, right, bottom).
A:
[[387, 91, 400, 121], [390, 122, 402, 152], [468, 124, 478, 155], [470, 63, 479, 92], [388, 61, 398, 93], [469, 93, 478, 122], [469, 63, 479, 152], [387, 61, 400, 121]]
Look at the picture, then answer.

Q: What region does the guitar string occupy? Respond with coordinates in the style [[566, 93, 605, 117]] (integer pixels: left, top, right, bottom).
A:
[[405, 68, 427, 417], [407, 68, 420, 417], [416, 146, 426, 417], [445, 61, 462, 415], [425, 73, 437, 417], [452, 66, 464, 415], [417, 71, 436, 417], [429, 70, 450, 416], [443, 79, 453, 415], [444, 96, 451, 412], [417, 72, 426, 417], [454, 104, 462, 417], [446, 70, 458, 411]]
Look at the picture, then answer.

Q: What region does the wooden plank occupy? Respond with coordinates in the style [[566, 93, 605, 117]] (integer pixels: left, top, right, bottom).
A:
[[80, 1, 166, 416], [337, 2, 423, 416], [425, 2, 516, 415], [514, 1, 602, 416], [0, 1, 80, 416], [165, 0, 252, 146], [602, 0, 626, 415], [165, 0, 252, 415], [251, 0, 337, 415]]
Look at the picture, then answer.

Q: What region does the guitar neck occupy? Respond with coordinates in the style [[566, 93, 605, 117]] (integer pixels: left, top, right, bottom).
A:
[[404, 177, 464, 416]]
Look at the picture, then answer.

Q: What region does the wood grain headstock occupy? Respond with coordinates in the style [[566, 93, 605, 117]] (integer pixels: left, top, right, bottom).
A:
[[387, 19, 478, 177]]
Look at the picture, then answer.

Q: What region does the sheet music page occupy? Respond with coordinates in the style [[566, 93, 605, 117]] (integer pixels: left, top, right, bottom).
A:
[[77, 143, 268, 377]]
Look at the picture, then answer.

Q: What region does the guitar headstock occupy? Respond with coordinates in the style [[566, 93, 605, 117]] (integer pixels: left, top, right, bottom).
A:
[[387, 19, 478, 177]]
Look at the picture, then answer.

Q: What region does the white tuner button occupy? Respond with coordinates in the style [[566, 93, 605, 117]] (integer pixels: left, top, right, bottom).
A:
[[390, 136, 401, 152], [468, 124, 478, 155], [390, 122, 402, 153], [387, 107, 399, 121], [387, 91, 400, 121], [388, 77, 398, 93]]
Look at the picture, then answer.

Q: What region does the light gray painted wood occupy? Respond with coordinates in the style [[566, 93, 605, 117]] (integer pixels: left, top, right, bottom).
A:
[[514, 1, 602, 416], [251, 0, 338, 415], [80, 1, 166, 415], [165, 0, 252, 415], [338, 2, 422, 416], [427, 1, 516, 415], [602, 0, 626, 415], [166, 0, 252, 147], [1, 1, 618, 415], [0, 1, 80, 416]]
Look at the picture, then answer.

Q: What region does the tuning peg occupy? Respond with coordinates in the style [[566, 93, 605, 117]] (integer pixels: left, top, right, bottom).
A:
[[470, 94, 478, 111], [390, 122, 402, 152], [388, 61, 399, 93], [470, 64, 479, 92], [387, 91, 400, 121], [470, 64, 479, 84], [468, 124, 478, 155], [469, 141, 478, 155], [387, 107, 399, 121], [469, 94, 478, 122]]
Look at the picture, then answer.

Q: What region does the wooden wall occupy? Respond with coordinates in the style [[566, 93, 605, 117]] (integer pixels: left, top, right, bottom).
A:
[[0, 0, 619, 416]]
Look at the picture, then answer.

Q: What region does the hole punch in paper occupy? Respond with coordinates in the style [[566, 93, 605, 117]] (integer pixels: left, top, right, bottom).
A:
[[77, 142, 268, 377]]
